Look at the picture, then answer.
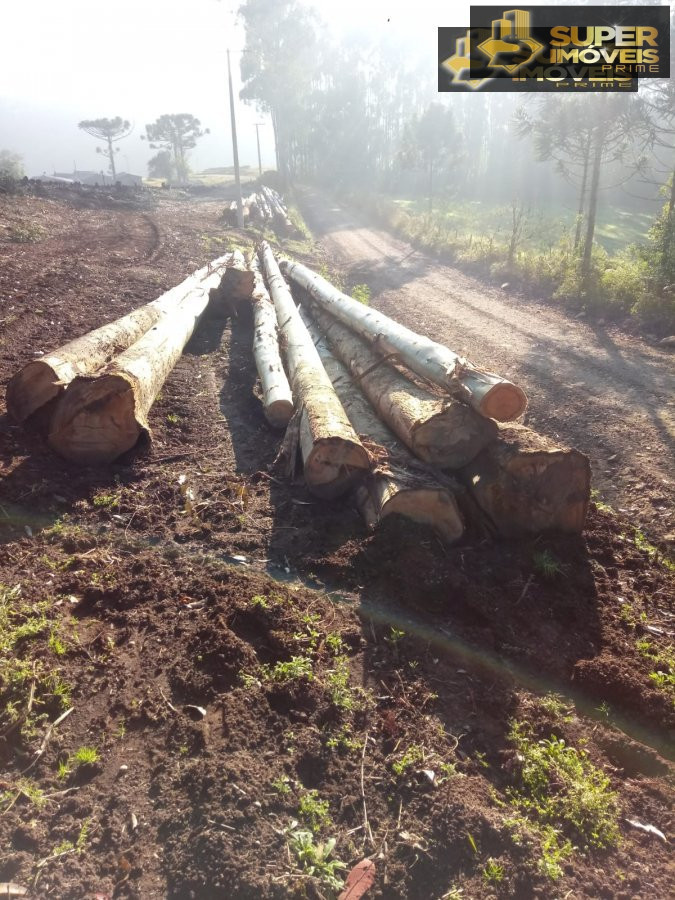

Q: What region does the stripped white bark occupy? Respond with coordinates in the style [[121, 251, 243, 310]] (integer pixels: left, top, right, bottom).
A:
[[260, 241, 370, 498], [300, 306, 464, 543], [6, 254, 233, 422], [48, 265, 227, 464], [306, 302, 497, 468], [250, 257, 294, 427], [280, 258, 527, 421]]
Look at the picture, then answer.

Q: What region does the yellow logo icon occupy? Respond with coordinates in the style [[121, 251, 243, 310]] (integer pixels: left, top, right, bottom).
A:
[[478, 9, 544, 73], [440, 31, 491, 90]]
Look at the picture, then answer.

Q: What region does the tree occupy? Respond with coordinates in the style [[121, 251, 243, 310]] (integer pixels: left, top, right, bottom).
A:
[[514, 95, 644, 284], [0, 149, 24, 178], [147, 150, 176, 182], [634, 80, 675, 291], [78, 117, 132, 180], [399, 103, 458, 213], [142, 114, 207, 184], [239, 0, 319, 184]]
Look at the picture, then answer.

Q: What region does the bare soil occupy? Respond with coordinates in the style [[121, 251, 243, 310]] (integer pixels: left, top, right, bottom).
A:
[[0, 189, 673, 899]]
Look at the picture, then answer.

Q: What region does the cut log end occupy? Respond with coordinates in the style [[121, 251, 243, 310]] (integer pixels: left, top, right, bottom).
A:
[[476, 382, 528, 422], [462, 425, 591, 535], [412, 405, 498, 469], [48, 374, 143, 465], [303, 435, 371, 500], [358, 478, 464, 544], [6, 361, 62, 423], [265, 398, 294, 429]]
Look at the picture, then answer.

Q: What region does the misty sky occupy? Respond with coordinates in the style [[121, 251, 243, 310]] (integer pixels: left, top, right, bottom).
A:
[[1, 0, 654, 178], [0, 0, 457, 177]]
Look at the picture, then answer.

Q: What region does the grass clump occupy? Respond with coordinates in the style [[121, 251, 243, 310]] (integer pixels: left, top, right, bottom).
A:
[[325, 656, 355, 710], [532, 550, 565, 580], [351, 283, 371, 305], [9, 222, 46, 243], [59, 746, 100, 779], [636, 639, 675, 705], [298, 789, 331, 832], [505, 721, 619, 878], [392, 743, 426, 776], [92, 491, 120, 509], [0, 583, 71, 740], [261, 655, 314, 683], [482, 858, 505, 883]]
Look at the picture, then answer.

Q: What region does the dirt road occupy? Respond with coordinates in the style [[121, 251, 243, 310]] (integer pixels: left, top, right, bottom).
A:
[[297, 188, 675, 543]]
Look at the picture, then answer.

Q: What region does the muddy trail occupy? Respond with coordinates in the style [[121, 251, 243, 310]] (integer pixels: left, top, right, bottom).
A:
[[295, 188, 675, 546], [0, 190, 673, 899]]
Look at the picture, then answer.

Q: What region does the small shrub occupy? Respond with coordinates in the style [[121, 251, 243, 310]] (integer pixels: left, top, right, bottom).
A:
[[9, 222, 46, 243], [287, 827, 345, 891]]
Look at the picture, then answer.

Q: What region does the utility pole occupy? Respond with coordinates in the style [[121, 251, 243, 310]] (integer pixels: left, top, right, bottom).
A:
[[254, 123, 263, 176], [227, 48, 244, 228]]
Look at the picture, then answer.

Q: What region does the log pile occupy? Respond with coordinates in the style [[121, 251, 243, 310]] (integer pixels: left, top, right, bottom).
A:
[[222, 186, 295, 235], [7, 236, 591, 543], [253, 248, 590, 540], [260, 242, 370, 498], [6, 253, 244, 463]]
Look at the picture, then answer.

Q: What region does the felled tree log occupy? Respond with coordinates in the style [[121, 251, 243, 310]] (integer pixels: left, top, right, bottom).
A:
[[305, 302, 497, 468], [251, 258, 294, 428], [300, 306, 464, 543], [48, 267, 225, 464], [261, 186, 292, 233], [6, 254, 232, 423], [209, 249, 255, 317], [260, 242, 370, 498], [280, 259, 527, 422], [460, 424, 591, 535]]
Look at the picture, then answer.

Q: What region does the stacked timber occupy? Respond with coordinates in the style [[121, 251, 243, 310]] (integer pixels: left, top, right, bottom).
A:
[[261, 186, 293, 234], [223, 186, 296, 235], [299, 306, 465, 543], [280, 259, 527, 422], [306, 302, 497, 468], [277, 256, 590, 536], [7, 254, 233, 424], [259, 241, 370, 499], [48, 260, 233, 464]]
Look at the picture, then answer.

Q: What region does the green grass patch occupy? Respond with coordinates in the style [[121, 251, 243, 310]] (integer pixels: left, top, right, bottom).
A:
[[504, 720, 620, 878]]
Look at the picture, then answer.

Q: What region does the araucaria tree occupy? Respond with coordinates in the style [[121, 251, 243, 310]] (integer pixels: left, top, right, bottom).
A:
[[78, 117, 132, 180], [142, 114, 208, 184]]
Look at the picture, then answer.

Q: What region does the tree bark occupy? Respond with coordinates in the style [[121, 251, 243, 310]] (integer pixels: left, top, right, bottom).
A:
[[208, 250, 255, 318], [260, 242, 370, 498], [6, 254, 233, 423], [250, 258, 294, 428], [279, 259, 527, 421], [460, 423, 591, 536], [582, 126, 604, 283], [302, 301, 497, 468], [107, 135, 116, 180], [574, 134, 591, 250], [300, 306, 464, 543], [48, 266, 226, 464]]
